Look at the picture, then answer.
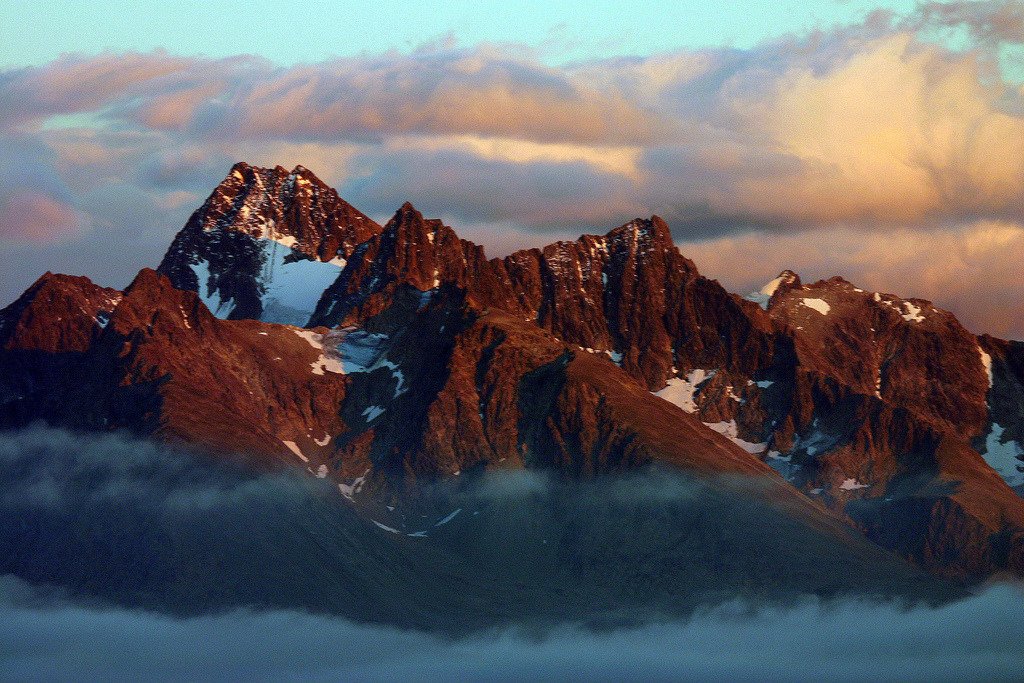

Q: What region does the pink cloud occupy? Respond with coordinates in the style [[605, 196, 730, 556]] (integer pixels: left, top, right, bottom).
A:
[[0, 192, 85, 244], [1, 13, 1023, 338]]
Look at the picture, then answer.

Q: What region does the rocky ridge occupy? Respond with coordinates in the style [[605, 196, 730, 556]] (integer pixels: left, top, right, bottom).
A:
[[3, 162, 1024, 579]]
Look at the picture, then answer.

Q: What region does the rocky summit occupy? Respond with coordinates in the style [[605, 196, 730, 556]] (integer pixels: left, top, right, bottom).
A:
[[3, 163, 1024, 582]]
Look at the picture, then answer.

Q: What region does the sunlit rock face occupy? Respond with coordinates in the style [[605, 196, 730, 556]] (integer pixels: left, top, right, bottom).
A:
[[3, 162, 1024, 580]]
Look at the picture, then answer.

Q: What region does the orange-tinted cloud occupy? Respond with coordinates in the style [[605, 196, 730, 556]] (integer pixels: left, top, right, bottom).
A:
[[1, 15, 1023, 340], [680, 220, 1024, 339]]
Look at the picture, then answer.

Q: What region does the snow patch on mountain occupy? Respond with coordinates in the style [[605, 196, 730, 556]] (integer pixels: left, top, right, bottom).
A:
[[978, 346, 993, 388], [189, 259, 233, 317], [801, 298, 831, 315], [282, 440, 309, 462], [434, 508, 462, 527], [187, 238, 344, 326], [333, 329, 390, 373], [254, 239, 344, 326], [298, 326, 408, 398], [338, 470, 369, 500], [655, 369, 716, 413], [746, 275, 785, 309], [766, 451, 798, 480], [703, 420, 767, 454], [746, 271, 798, 309], [292, 329, 344, 375], [901, 302, 925, 323], [981, 424, 1024, 489]]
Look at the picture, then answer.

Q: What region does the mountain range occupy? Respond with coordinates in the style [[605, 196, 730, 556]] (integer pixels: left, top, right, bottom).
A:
[[3, 161, 1023, 586]]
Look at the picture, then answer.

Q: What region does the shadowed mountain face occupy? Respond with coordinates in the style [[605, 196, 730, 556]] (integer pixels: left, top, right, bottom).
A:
[[0, 427, 954, 633], [3, 162, 1024, 584]]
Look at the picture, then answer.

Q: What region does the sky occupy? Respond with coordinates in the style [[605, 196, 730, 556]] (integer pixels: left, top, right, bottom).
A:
[[1, 0, 1023, 338]]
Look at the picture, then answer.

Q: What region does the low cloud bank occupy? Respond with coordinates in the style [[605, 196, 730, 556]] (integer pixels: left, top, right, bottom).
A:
[[0, 426, 947, 627], [2, 575, 1022, 682], [1, 425, 1022, 680]]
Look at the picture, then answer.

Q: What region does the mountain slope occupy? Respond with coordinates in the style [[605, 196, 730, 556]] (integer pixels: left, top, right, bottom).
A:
[[4, 161, 1024, 580], [1, 268, 781, 485]]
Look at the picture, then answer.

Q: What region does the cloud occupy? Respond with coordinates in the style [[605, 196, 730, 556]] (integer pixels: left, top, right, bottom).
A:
[[0, 191, 84, 243], [631, 31, 1024, 235], [341, 143, 644, 228], [0, 48, 670, 146], [1, 14, 1024, 338], [917, 0, 1024, 45], [0, 426, 960, 628], [1, 23, 1022, 238], [0, 426, 1022, 680], [680, 219, 1024, 339], [0, 51, 208, 131], [1, 574, 1023, 682]]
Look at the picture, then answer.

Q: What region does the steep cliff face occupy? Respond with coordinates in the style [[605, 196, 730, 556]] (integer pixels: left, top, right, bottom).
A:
[[765, 277, 990, 434], [158, 163, 381, 325], [977, 335, 1024, 492], [4, 161, 1024, 580], [0, 270, 780, 501], [308, 202, 499, 328], [490, 217, 787, 390]]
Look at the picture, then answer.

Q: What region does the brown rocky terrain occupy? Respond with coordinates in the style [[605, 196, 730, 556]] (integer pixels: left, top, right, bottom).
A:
[[3, 162, 1023, 580]]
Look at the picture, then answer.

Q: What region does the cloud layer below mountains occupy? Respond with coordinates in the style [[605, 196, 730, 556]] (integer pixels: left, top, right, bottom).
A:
[[1, 424, 1023, 681], [3, 576, 1024, 682], [1, 3, 1022, 337]]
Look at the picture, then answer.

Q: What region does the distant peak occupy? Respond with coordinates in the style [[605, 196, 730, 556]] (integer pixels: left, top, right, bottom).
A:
[[605, 215, 673, 245], [387, 202, 425, 228], [746, 270, 801, 310], [221, 162, 325, 185], [771, 270, 801, 290], [26, 271, 104, 294], [125, 267, 171, 295]]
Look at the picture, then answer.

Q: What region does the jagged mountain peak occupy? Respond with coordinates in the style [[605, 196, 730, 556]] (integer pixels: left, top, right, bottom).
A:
[[0, 271, 122, 353], [604, 215, 672, 245], [123, 266, 173, 297], [746, 270, 801, 310], [772, 269, 801, 288], [200, 161, 378, 245], [157, 161, 383, 326], [7, 161, 1024, 581], [383, 201, 449, 242]]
